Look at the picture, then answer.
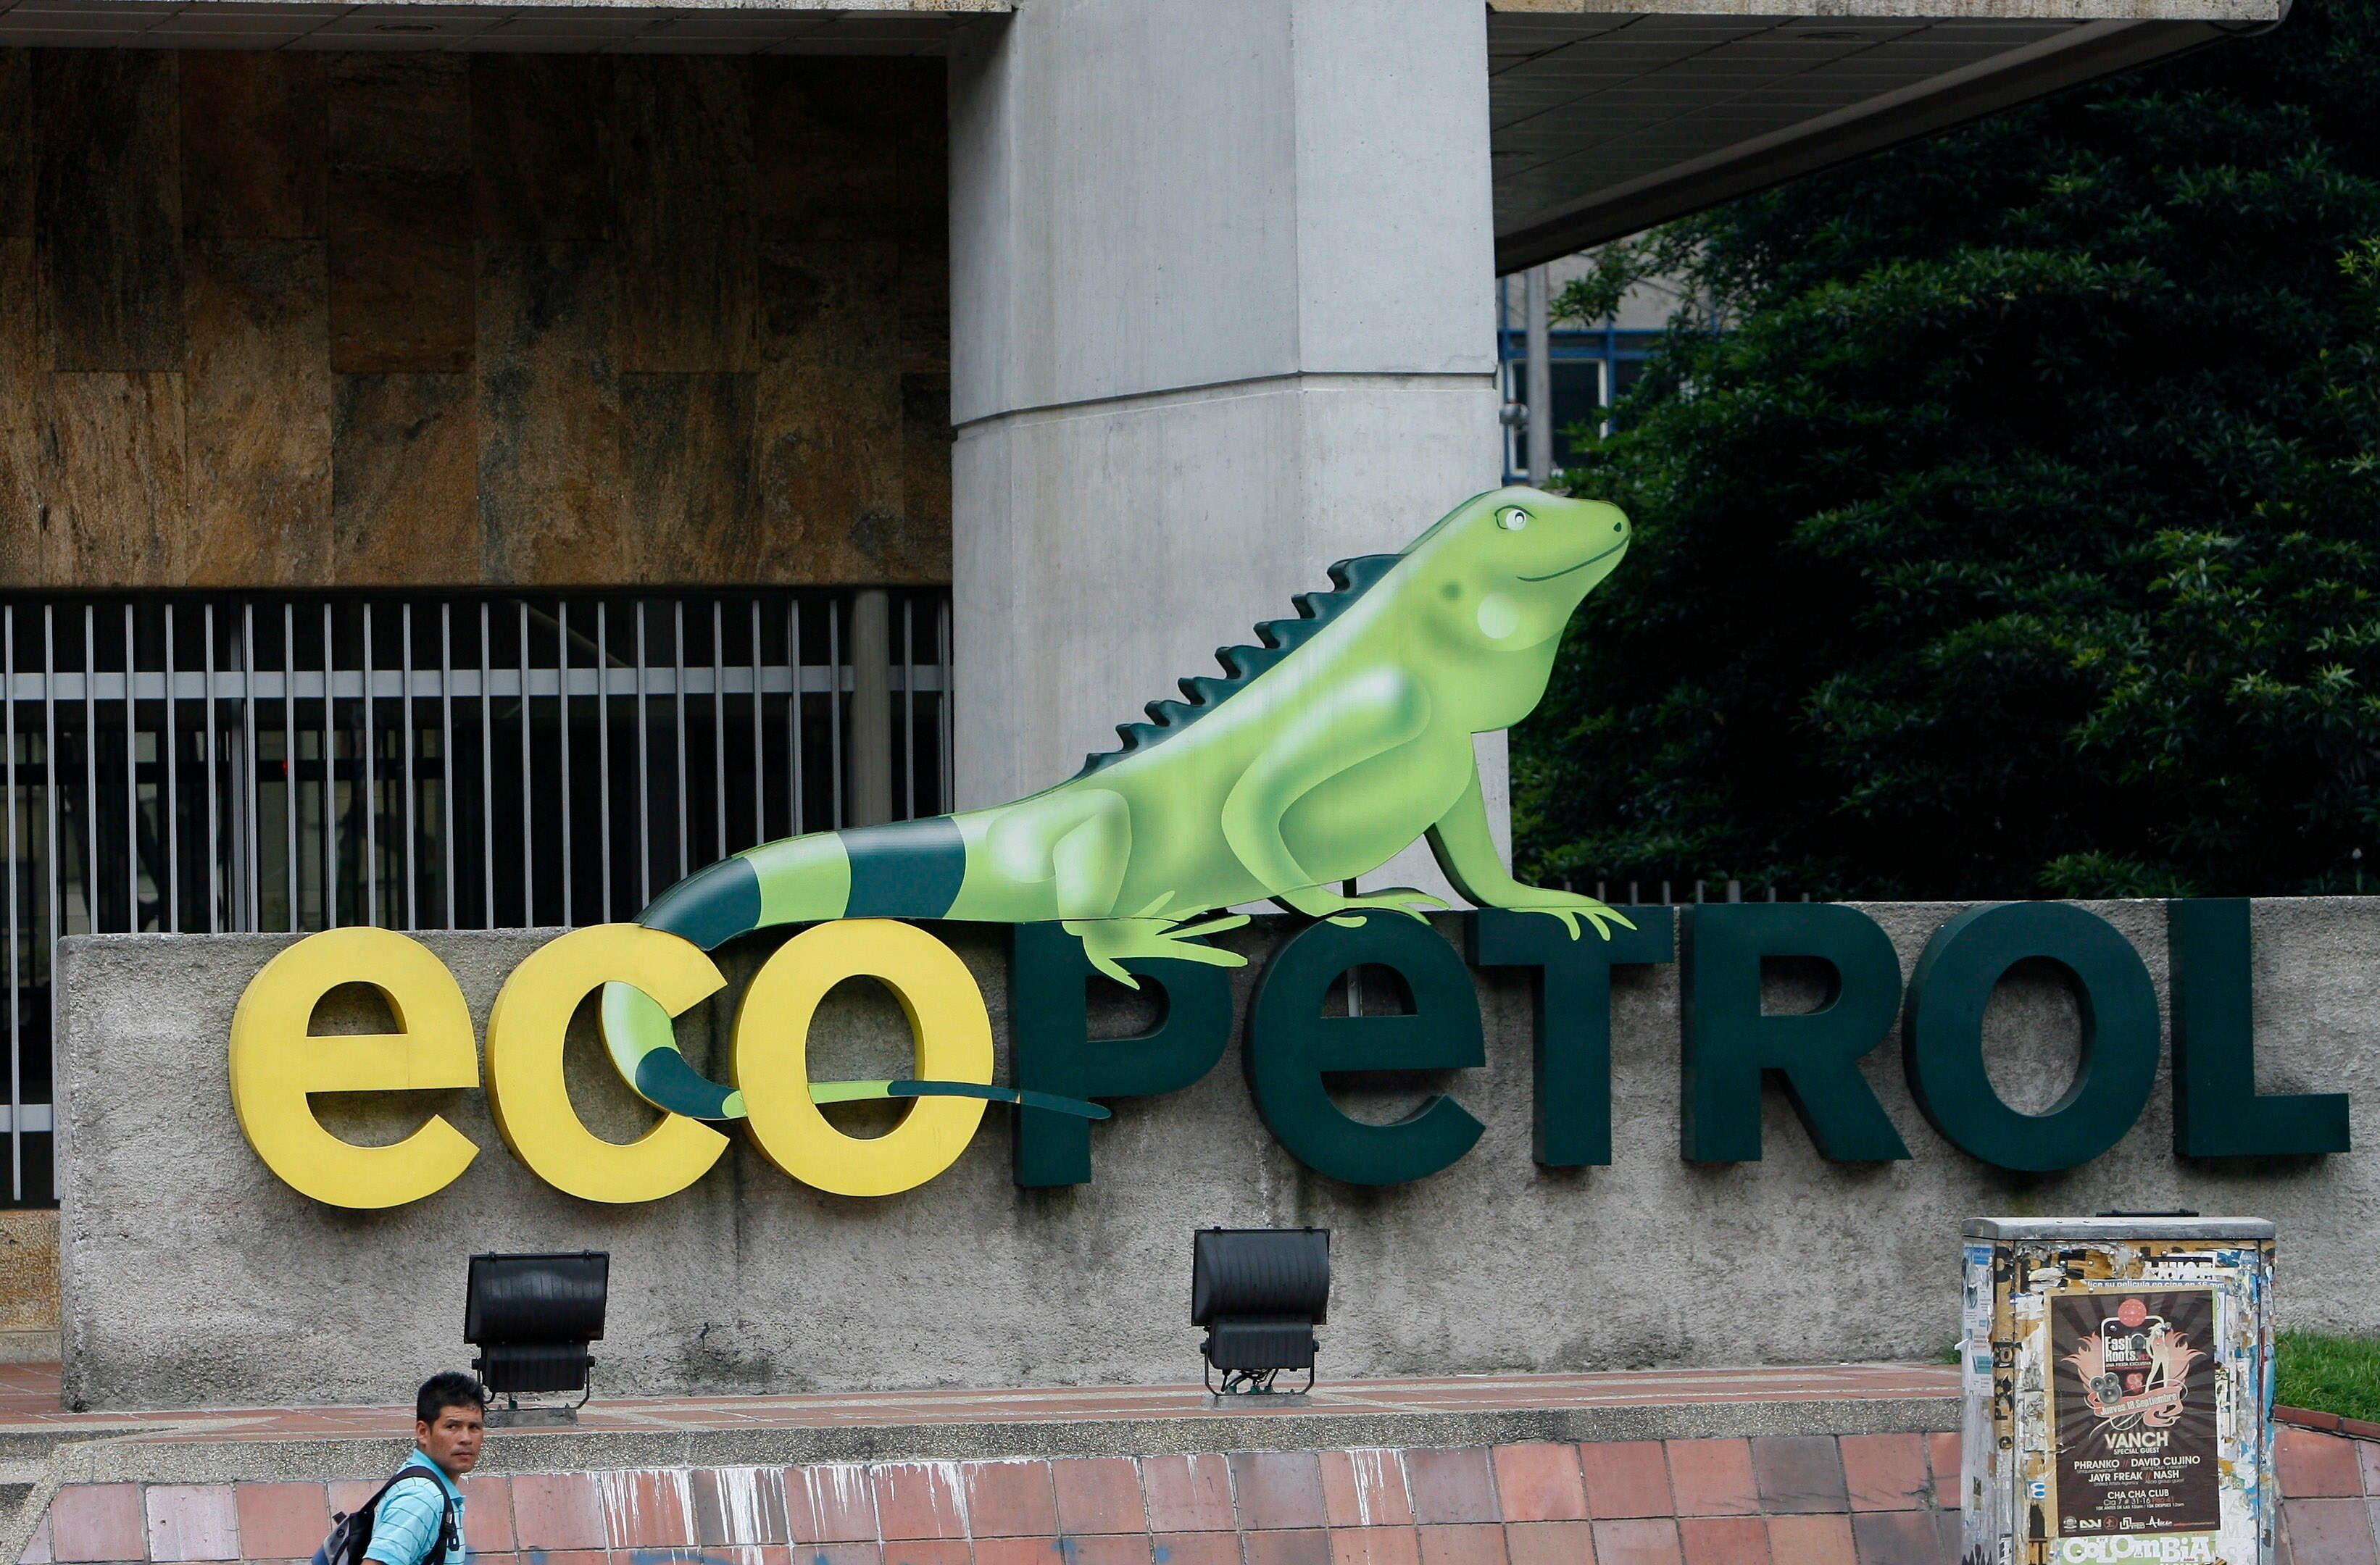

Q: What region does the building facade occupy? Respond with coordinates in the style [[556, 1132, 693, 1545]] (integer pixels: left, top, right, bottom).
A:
[[0, 0, 2273, 1243]]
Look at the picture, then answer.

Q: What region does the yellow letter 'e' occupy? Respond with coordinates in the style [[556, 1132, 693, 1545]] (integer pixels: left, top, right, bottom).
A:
[[228, 927, 480, 1209], [736, 919, 994, 1197], [484, 925, 731, 1203]]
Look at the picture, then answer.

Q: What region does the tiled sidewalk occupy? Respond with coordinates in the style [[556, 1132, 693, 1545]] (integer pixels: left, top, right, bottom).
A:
[[25, 1432, 1968, 1565], [2276, 1422, 2380, 1564]]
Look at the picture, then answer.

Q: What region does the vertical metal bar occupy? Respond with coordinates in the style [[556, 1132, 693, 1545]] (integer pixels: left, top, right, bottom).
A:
[[6, 605, 21, 1197], [242, 602, 259, 932], [202, 604, 220, 934], [81, 606, 97, 935], [519, 601, 533, 926], [281, 604, 296, 930], [788, 598, 803, 836], [827, 599, 844, 830], [711, 601, 726, 861], [41, 606, 56, 942], [552, 603, 566, 925], [41, 606, 57, 1187], [362, 603, 376, 927], [939, 595, 954, 815], [902, 596, 917, 821], [596, 602, 612, 920], [480, 603, 494, 929], [321, 604, 336, 930], [748, 600, 763, 847], [846, 590, 891, 827], [1525, 262, 1552, 486], [163, 604, 178, 933], [125, 606, 136, 927], [673, 598, 688, 882], [401, 605, 417, 930], [440, 604, 456, 930], [634, 603, 651, 907]]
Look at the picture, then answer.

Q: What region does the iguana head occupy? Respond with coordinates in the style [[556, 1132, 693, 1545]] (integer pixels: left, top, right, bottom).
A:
[[1410, 485, 1631, 654]]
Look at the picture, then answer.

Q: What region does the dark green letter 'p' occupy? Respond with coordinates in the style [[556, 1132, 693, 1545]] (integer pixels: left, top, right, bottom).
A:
[[1008, 922, 1233, 1187], [1246, 915, 1486, 1186], [1471, 906, 1676, 1166], [2168, 898, 2348, 1158], [1681, 903, 1911, 1163], [1903, 902, 2160, 1172]]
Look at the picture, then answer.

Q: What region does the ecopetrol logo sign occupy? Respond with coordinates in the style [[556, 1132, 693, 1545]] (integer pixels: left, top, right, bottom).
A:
[[222, 488, 2349, 1209]]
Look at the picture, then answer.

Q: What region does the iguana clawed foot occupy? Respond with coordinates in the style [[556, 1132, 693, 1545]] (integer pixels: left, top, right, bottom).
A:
[[1504, 891, 1637, 942], [1282, 885, 1448, 927], [1062, 913, 1253, 986]]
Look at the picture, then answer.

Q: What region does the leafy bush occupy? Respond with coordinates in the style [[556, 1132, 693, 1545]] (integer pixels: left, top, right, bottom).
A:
[[1518, 1, 2380, 900]]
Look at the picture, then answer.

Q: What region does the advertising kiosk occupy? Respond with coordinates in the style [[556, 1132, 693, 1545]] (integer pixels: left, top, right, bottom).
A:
[[1962, 1216, 2276, 1565]]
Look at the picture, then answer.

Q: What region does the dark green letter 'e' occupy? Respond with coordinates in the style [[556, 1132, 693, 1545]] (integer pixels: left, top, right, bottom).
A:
[[1903, 902, 2160, 1172], [1008, 922, 1233, 1187], [1246, 915, 1486, 1186], [2168, 898, 2348, 1158], [1470, 906, 1676, 1166], [1681, 903, 1910, 1163]]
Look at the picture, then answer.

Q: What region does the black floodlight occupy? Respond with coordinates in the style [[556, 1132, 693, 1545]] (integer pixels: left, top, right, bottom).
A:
[[1191, 1227, 1330, 1395], [465, 1251, 608, 1421]]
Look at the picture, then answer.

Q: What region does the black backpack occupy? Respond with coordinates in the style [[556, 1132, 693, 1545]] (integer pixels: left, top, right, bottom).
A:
[[310, 1460, 460, 1565]]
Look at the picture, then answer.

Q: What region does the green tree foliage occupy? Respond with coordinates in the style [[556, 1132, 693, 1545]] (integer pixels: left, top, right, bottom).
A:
[[1517, 0, 2380, 900]]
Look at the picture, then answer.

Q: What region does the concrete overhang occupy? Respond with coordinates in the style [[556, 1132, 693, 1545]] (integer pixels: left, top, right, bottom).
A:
[[0, 0, 1004, 51], [1490, 0, 2281, 271]]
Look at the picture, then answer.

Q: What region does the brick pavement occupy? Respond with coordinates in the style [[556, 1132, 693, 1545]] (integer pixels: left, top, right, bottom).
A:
[[24, 1432, 1969, 1565], [10, 1366, 2371, 1564]]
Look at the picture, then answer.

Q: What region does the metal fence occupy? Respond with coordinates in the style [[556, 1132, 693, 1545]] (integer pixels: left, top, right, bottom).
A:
[[1, 589, 952, 1206]]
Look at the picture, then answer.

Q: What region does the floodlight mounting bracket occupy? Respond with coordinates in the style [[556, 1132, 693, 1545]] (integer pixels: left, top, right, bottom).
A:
[[479, 1374, 593, 1428], [1202, 1361, 1316, 1398]]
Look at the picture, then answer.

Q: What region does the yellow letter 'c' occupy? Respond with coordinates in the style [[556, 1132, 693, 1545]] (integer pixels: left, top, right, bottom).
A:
[[484, 925, 731, 1203], [736, 919, 993, 1197], [228, 927, 480, 1209]]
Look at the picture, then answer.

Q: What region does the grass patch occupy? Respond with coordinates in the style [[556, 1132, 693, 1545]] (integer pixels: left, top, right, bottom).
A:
[[2276, 1331, 2380, 1423]]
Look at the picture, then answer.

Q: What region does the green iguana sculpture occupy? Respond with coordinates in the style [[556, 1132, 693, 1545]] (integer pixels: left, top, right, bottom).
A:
[[603, 484, 1635, 1122]]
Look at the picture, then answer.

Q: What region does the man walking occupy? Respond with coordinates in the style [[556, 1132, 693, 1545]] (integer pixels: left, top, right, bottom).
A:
[[365, 1373, 483, 1565]]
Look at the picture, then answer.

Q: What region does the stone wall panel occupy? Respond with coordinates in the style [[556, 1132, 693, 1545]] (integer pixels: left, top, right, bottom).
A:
[[34, 51, 184, 375], [330, 371, 477, 583], [0, 48, 950, 588], [184, 239, 333, 584], [180, 53, 325, 244], [475, 241, 627, 584]]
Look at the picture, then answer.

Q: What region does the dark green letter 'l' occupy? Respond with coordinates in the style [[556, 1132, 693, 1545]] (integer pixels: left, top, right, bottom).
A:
[[1246, 915, 1486, 1186], [1681, 903, 1910, 1163], [1009, 922, 1233, 1187], [2168, 898, 2348, 1158], [1903, 902, 2160, 1172], [1470, 906, 1676, 1167]]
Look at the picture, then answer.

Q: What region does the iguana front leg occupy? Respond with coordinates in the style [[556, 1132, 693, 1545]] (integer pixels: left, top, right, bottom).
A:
[[1425, 763, 1634, 940], [1220, 669, 1446, 925], [991, 790, 1249, 985]]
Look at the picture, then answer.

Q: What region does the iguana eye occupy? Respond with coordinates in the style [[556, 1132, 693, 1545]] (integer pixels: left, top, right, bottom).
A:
[[1495, 506, 1530, 531]]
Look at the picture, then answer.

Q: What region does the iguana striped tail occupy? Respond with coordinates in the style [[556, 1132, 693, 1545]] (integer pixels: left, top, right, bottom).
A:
[[599, 816, 970, 1121]]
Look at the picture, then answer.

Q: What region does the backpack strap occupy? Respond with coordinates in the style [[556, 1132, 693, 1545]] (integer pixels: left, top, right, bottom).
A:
[[379, 1459, 460, 1565]]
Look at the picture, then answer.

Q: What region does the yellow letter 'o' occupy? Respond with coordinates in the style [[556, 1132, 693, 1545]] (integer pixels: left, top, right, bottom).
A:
[[485, 925, 731, 1203], [735, 919, 993, 1197], [228, 927, 480, 1209]]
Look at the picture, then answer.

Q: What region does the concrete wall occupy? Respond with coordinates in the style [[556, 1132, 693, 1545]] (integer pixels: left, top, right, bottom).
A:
[[0, 51, 950, 589], [55, 898, 2380, 1411]]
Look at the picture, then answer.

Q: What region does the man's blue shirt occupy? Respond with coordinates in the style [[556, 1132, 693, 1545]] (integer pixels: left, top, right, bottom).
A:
[[364, 1456, 466, 1565]]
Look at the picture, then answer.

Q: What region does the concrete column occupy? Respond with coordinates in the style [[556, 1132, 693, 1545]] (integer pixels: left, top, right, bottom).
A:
[[948, 0, 1508, 896]]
